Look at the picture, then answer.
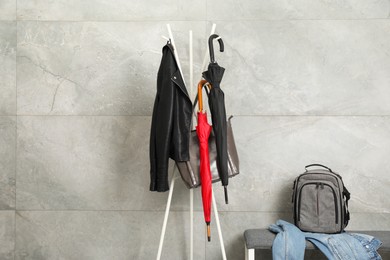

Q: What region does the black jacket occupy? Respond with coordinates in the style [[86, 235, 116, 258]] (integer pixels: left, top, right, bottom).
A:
[[149, 43, 192, 192]]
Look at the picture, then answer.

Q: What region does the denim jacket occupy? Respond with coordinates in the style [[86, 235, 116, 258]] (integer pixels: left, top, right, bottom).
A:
[[269, 220, 382, 260]]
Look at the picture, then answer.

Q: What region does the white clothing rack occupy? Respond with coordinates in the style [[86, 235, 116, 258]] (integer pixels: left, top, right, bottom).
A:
[[156, 24, 227, 260]]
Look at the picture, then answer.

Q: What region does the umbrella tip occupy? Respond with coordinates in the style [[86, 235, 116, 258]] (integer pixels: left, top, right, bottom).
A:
[[224, 186, 229, 204], [206, 223, 211, 242]]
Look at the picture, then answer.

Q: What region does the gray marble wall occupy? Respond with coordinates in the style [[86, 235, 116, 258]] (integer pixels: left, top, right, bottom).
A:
[[1, 0, 390, 259]]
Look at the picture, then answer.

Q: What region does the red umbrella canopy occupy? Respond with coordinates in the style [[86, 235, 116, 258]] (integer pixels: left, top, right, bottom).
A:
[[196, 80, 213, 241]]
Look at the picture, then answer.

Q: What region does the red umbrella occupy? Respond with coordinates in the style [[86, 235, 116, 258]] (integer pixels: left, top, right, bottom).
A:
[[196, 80, 213, 241]]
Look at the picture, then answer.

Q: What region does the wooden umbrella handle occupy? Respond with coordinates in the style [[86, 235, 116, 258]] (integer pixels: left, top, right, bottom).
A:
[[197, 79, 208, 112]]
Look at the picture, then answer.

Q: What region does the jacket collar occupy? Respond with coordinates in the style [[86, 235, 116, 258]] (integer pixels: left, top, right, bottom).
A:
[[171, 70, 190, 100], [165, 42, 191, 101]]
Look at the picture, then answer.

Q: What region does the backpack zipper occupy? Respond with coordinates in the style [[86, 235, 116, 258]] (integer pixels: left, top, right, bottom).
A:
[[316, 183, 320, 217]]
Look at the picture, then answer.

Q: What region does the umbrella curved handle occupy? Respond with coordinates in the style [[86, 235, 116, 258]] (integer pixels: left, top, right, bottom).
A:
[[197, 80, 209, 112], [208, 34, 224, 63]]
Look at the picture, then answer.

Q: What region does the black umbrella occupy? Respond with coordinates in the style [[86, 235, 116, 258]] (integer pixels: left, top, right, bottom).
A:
[[202, 34, 229, 204]]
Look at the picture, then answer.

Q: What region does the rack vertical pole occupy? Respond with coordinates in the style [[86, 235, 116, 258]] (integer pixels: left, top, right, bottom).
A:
[[156, 24, 187, 260], [212, 192, 227, 260], [156, 168, 178, 260], [189, 29, 194, 260]]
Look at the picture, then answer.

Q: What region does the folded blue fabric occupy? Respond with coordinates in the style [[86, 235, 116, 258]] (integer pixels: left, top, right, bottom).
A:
[[269, 220, 382, 260]]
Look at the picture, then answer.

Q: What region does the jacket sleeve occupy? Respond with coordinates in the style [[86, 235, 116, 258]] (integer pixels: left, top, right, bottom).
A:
[[149, 46, 176, 192]]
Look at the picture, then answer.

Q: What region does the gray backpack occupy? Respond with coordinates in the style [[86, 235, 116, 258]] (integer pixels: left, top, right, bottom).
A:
[[292, 164, 350, 233]]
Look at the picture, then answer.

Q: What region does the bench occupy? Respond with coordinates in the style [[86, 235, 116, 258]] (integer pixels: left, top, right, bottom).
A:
[[244, 229, 390, 260]]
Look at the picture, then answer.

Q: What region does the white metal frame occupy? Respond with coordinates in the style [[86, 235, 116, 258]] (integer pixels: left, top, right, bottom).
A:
[[245, 244, 255, 260], [156, 24, 226, 260], [189, 29, 194, 260], [156, 168, 179, 260]]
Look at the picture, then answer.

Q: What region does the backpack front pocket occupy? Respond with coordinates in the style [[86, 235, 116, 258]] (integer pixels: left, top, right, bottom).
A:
[[298, 182, 338, 230]]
